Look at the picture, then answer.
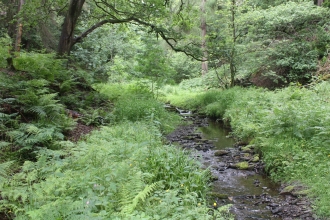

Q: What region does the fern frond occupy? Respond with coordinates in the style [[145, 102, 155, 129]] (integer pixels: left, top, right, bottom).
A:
[[0, 161, 14, 183], [7, 130, 25, 141], [0, 112, 7, 118], [0, 141, 11, 149], [120, 181, 161, 214], [27, 106, 47, 117], [25, 124, 40, 135]]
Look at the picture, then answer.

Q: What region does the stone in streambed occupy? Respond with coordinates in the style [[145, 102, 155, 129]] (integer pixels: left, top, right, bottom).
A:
[[236, 161, 249, 169], [280, 185, 295, 195], [214, 150, 229, 156], [232, 161, 254, 170], [241, 146, 253, 153], [211, 175, 219, 181], [251, 154, 260, 162], [292, 189, 311, 197], [209, 192, 228, 199]]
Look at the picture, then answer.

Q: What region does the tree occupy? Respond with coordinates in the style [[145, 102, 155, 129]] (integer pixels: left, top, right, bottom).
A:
[[57, 0, 204, 60], [58, 0, 85, 56], [316, 0, 324, 6], [14, 0, 25, 52], [201, 0, 208, 75], [135, 35, 175, 96], [240, 1, 330, 87], [207, 0, 243, 87]]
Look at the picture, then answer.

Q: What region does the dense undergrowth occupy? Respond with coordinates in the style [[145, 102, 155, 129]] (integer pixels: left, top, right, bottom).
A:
[[0, 121, 231, 219], [0, 52, 232, 219], [0, 52, 110, 163], [161, 80, 330, 218]]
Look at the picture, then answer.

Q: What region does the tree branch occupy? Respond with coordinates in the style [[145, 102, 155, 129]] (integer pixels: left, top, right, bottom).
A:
[[72, 15, 204, 61], [73, 18, 135, 44]]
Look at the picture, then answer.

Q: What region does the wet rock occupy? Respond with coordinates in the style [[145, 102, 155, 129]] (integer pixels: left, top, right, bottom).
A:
[[234, 161, 249, 170], [211, 175, 219, 181], [271, 206, 283, 214], [214, 150, 229, 156], [209, 192, 228, 199], [292, 189, 310, 197], [241, 146, 253, 153], [217, 162, 226, 167], [280, 185, 295, 195], [268, 203, 280, 208], [165, 112, 317, 220], [234, 141, 249, 147], [251, 155, 260, 162]]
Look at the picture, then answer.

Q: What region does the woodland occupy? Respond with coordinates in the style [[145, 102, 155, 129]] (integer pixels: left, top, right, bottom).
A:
[[1, 0, 330, 219]]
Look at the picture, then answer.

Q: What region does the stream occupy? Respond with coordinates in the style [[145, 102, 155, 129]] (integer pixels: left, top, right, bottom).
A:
[[166, 106, 315, 220]]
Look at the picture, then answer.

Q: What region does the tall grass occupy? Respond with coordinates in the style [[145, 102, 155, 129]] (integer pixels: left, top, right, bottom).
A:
[[97, 81, 181, 134]]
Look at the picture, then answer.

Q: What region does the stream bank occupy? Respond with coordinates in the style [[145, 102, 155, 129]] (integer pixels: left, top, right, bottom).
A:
[[166, 109, 316, 220]]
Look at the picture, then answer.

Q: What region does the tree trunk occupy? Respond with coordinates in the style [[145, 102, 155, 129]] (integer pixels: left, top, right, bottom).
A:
[[201, 0, 208, 75], [58, 0, 85, 57], [318, 0, 324, 6], [6, 0, 17, 40], [230, 0, 236, 87], [14, 0, 24, 52]]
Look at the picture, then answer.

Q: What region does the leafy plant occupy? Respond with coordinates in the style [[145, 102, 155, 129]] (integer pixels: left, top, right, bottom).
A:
[[0, 121, 230, 219]]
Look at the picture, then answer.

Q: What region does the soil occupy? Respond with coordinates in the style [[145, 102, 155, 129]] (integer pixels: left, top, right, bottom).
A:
[[166, 113, 320, 220], [66, 122, 98, 142]]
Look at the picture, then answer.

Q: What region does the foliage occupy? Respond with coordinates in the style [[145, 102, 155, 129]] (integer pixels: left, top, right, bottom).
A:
[[0, 36, 11, 68], [0, 68, 74, 160], [0, 121, 232, 219], [135, 36, 176, 92], [77, 107, 112, 126], [240, 1, 330, 86], [98, 81, 181, 134], [0, 47, 111, 161], [72, 24, 142, 82], [164, 82, 330, 217], [166, 51, 201, 83]]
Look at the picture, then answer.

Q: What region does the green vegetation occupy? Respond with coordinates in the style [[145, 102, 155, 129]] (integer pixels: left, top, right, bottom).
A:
[[162, 82, 330, 217], [1, 0, 330, 219], [0, 120, 232, 219]]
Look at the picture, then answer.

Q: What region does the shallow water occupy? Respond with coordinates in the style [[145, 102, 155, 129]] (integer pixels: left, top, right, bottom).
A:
[[197, 119, 282, 220], [198, 120, 235, 149], [166, 111, 314, 220]]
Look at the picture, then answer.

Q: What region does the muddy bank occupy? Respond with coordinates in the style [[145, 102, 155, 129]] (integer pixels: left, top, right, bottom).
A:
[[166, 113, 316, 220]]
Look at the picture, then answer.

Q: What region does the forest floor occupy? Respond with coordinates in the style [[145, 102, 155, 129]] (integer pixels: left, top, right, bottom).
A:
[[66, 122, 98, 142]]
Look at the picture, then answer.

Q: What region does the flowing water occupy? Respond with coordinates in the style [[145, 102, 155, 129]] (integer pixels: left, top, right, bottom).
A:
[[198, 120, 282, 220], [166, 107, 315, 219]]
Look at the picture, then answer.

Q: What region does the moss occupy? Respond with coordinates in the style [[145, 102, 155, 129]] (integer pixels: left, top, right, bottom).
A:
[[209, 192, 228, 199], [252, 155, 259, 162], [236, 162, 249, 170], [241, 146, 252, 153]]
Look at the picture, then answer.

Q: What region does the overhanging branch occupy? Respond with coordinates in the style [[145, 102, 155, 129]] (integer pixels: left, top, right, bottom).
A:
[[73, 17, 135, 44], [72, 16, 204, 61]]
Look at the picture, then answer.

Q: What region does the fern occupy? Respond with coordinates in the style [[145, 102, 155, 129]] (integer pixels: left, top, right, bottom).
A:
[[0, 161, 14, 185], [0, 141, 11, 150], [27, 106, 47, 117], [120, 173, 161, 214]]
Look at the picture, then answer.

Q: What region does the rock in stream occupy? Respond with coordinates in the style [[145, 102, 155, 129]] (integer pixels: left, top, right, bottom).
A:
[[166, 113, 317, 220]]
